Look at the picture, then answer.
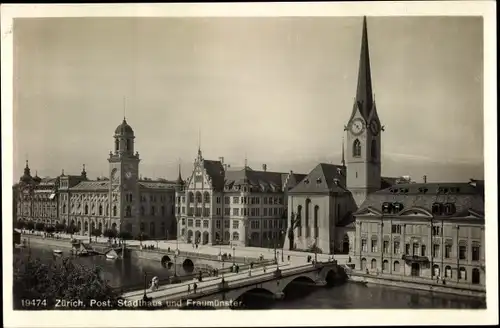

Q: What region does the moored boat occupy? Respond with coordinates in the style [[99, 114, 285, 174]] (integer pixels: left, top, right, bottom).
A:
[[53, 249, 63, 255]]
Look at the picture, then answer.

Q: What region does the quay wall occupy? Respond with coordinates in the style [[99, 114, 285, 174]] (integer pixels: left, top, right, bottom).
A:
[[349, 272, 486, 299]]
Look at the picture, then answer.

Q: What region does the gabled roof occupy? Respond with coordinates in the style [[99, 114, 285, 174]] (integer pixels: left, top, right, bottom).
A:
[[139, 181, 176, 190], [224, 168, 285, 193], [203, 160, 226, 191], [355, 182, 484, 219], [70, 180, 110, 191], [289, 163, 347, 194]]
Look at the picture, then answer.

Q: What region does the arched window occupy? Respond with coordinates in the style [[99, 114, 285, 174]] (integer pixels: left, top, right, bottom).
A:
[[232, 232, 240, 241], [305, 199, 311, 237], [188, 192, 194, 203], [84, 204, 89, 215], [98, 205, 103, 216], [195, 192, 202, 203], [140, 206, 145, 216], [371, 139, 377, 159], [382, 260, 389, 272], [115, 139, 119, 151], [393, 261, 400, 272], [371, 259, 377, 270], [432, 265, 440, 277], [62, 204, 66, 214], [314, 205, 319, 238], [445, 265, 452, 278], [361, 258, 367, 270], [125, 206, 131, 217], [459, 267, 467, 281], [472, 268, 480, 284], [151, 206, 155, 216], [113, 205, 117, 217], [84, 221, 88, 232], [353, 139, 361, 157], [203, 192, 210, 203], [126, 139, 131, 151]]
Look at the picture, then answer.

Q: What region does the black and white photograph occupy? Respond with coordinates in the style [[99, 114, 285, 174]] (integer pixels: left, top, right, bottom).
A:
[[2, 2, 497, 327]]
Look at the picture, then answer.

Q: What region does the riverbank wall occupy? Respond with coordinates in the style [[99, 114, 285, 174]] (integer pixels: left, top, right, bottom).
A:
[[348, 271, 486, 299]]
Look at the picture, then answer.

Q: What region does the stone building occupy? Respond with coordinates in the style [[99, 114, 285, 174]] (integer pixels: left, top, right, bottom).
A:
[[352, 180, 485, 286], [175, 149, 305, 247], [14, 118, 177, 238]]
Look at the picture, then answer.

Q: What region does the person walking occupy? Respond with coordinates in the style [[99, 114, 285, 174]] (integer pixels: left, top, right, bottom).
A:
[[193, 282, 198, 294], [187, 284, 191, 294]]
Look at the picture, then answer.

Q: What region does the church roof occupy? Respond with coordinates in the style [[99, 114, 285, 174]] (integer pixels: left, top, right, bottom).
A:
[[114, 118, 134, 136], [139, 180, 176, 190], [355, 181, 484, 218], [355, 16, 374, 121], [289, 163, 347, 194]]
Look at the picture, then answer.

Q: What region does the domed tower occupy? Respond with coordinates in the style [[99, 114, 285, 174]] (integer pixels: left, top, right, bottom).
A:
[[20, 160, 32, 184], [108, 117, 141, 233], [33, 171, 42, 184]]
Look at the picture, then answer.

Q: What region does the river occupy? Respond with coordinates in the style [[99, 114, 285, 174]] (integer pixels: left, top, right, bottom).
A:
[[13, 245, 486, 309]]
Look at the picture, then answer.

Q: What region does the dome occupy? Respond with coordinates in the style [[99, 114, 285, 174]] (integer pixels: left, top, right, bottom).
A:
[[114, 118, 134, 135], [33, 172, 42, 183]]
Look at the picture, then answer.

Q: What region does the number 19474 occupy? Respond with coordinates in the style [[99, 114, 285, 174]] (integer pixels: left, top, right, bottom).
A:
[[21, 299, 47, 307]]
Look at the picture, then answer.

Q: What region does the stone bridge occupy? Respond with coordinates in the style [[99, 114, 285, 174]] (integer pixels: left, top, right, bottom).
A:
[[121, 261, 346, 308]]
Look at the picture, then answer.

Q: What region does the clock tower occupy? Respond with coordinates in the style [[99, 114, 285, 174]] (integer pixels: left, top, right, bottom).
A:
[[346, 17, 383, 207], [108, 118, 140, 233]]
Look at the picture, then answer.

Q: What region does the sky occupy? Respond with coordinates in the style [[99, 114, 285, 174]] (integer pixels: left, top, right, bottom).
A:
[[12, 16, 484, 182]]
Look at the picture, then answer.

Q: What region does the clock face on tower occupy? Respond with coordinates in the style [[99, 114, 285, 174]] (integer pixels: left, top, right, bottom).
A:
[[350, 118, 365, 136], [124, 163, 135, 180]]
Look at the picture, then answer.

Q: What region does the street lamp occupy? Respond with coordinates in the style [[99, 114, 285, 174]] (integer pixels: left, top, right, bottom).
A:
[[143, 272, 148, 297], [232, 246, 236, 265], [280, 230, 285, 262]]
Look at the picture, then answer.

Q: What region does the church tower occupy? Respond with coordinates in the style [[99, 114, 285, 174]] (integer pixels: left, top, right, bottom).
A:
[[346, 17, 383, 207], [108, 118, 140, 232]]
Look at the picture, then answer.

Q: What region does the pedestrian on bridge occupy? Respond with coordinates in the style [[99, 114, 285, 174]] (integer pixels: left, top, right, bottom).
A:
[[193, 283, 198, 294], [187, 284, 191, 294]]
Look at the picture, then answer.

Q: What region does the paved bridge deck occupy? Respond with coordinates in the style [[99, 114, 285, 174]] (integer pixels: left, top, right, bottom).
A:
[[122, 261, 334, 302]]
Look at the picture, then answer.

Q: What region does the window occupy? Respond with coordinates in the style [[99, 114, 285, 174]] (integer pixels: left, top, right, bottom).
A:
[[459, 245, 467, 260], [232, 220, 239, 229], [181, 218, 185, 225], [433, 244, 440, 258], [472, 268, 480, 284], [361, 239, 367, 252], [421, 245, 426, 257], [459, 267, 467, 280], [472, 245, 480, 261], [232, 232, 239, 241], [203, 220, 209, 228], [263, 220, 268, 229], [216, 197, 221, 204], [224, 208, 230, 215], [98, 205, 102, 216], [224, 220, 230, 229], [196, 192, 202, 203], [263, 208, 268, 216], [151, 206, 155, 216], [353, 139, 361, 157], [412, 243, 419, 256], [216, 208, 221, 215], [85, 205, 89, 215], [195, 220, 201, 228], [161, 206, 165, 216], [233, 197, 239, 204], [393, 241, 400, 254], [204, 192, 210, 203], [432, 226, 441, 236], [188, 219, 193, 227], [445, 244, 451, 258], [405, 243, 410, 255], [113, 206, 117, 216], [233, 208, 239, 216], [371, 239, 378, 253], [383, 241, 389, 254], [263, 197, 268, 205], [224, 197, 230, 204], [391, 224, 402, 234], [445, 266, 452, 278]]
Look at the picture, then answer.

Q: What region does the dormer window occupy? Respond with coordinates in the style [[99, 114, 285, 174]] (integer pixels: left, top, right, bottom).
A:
[[393, 202, 404, 213], [444, 203, 456, 215], [304, 179, 310, 185], [316, 178, 322, 184], [382, 202, 392, 213], [432, 203, 443, 215]]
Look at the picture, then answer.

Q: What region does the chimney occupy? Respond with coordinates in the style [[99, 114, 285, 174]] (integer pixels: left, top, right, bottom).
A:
[[262, 164, 267, 172], [219, 157, 224, 164], [423, 175, 427, 183]]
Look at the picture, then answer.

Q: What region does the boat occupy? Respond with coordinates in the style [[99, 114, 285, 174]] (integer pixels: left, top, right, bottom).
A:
[[53, 249, 63, 255], [106, 253, 118, 260]]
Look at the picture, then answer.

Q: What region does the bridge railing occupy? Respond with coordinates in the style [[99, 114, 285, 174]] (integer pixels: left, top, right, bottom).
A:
[[115, 259, 276, 295]]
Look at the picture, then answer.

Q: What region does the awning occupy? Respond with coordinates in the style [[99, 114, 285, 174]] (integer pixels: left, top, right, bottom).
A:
[[402, 254, 430, 263]]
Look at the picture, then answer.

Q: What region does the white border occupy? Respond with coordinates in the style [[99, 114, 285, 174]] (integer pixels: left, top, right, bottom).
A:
[[2, 2, 497, 327]]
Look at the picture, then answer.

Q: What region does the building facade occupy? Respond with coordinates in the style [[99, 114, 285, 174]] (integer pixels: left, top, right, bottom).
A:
[[352, 180, 485, 287], [14, 119, 177, 238], [175, 150, 305, 247]]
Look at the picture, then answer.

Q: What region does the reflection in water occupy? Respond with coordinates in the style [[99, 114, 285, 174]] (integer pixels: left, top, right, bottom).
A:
[[14, 245, 486, 309]]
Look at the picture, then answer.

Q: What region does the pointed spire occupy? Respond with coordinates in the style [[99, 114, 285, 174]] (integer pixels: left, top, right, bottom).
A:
[[123, 96, 126, 120], [341, 136, 345, 166], [23, 160, 31, 176], [244, 152, 248, 168], [355, 16, 374, 120]]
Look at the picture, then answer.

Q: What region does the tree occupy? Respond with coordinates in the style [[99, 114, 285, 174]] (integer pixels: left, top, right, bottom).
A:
[[65, 225, 78, 236], [91, 228, 102, 242], [103, 229, 117, 239], [16, 220, 26, 230], [13, 257, 121, 310], [55, 223, 66, 233], [117, 231, 132, 241], [25, 221, 35, 231], [45, 225, 56, 234], [34, 222, 45, 232]]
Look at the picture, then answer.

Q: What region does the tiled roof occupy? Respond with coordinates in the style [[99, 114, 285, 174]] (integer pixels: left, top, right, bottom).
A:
[[356, 182, 484, 218], [203, 160, 226, 191], [289, 163, 347, 194], [70, 180, 110, 191], [139, 181, 176, 190], [381, 176, 399, 189], [224, 168, 285, 193]]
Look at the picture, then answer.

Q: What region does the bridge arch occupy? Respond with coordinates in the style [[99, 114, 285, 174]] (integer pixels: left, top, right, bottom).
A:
[[182, 258, 194, 270], [233, 287, 276, 309], [161, 255, 172, 265]]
